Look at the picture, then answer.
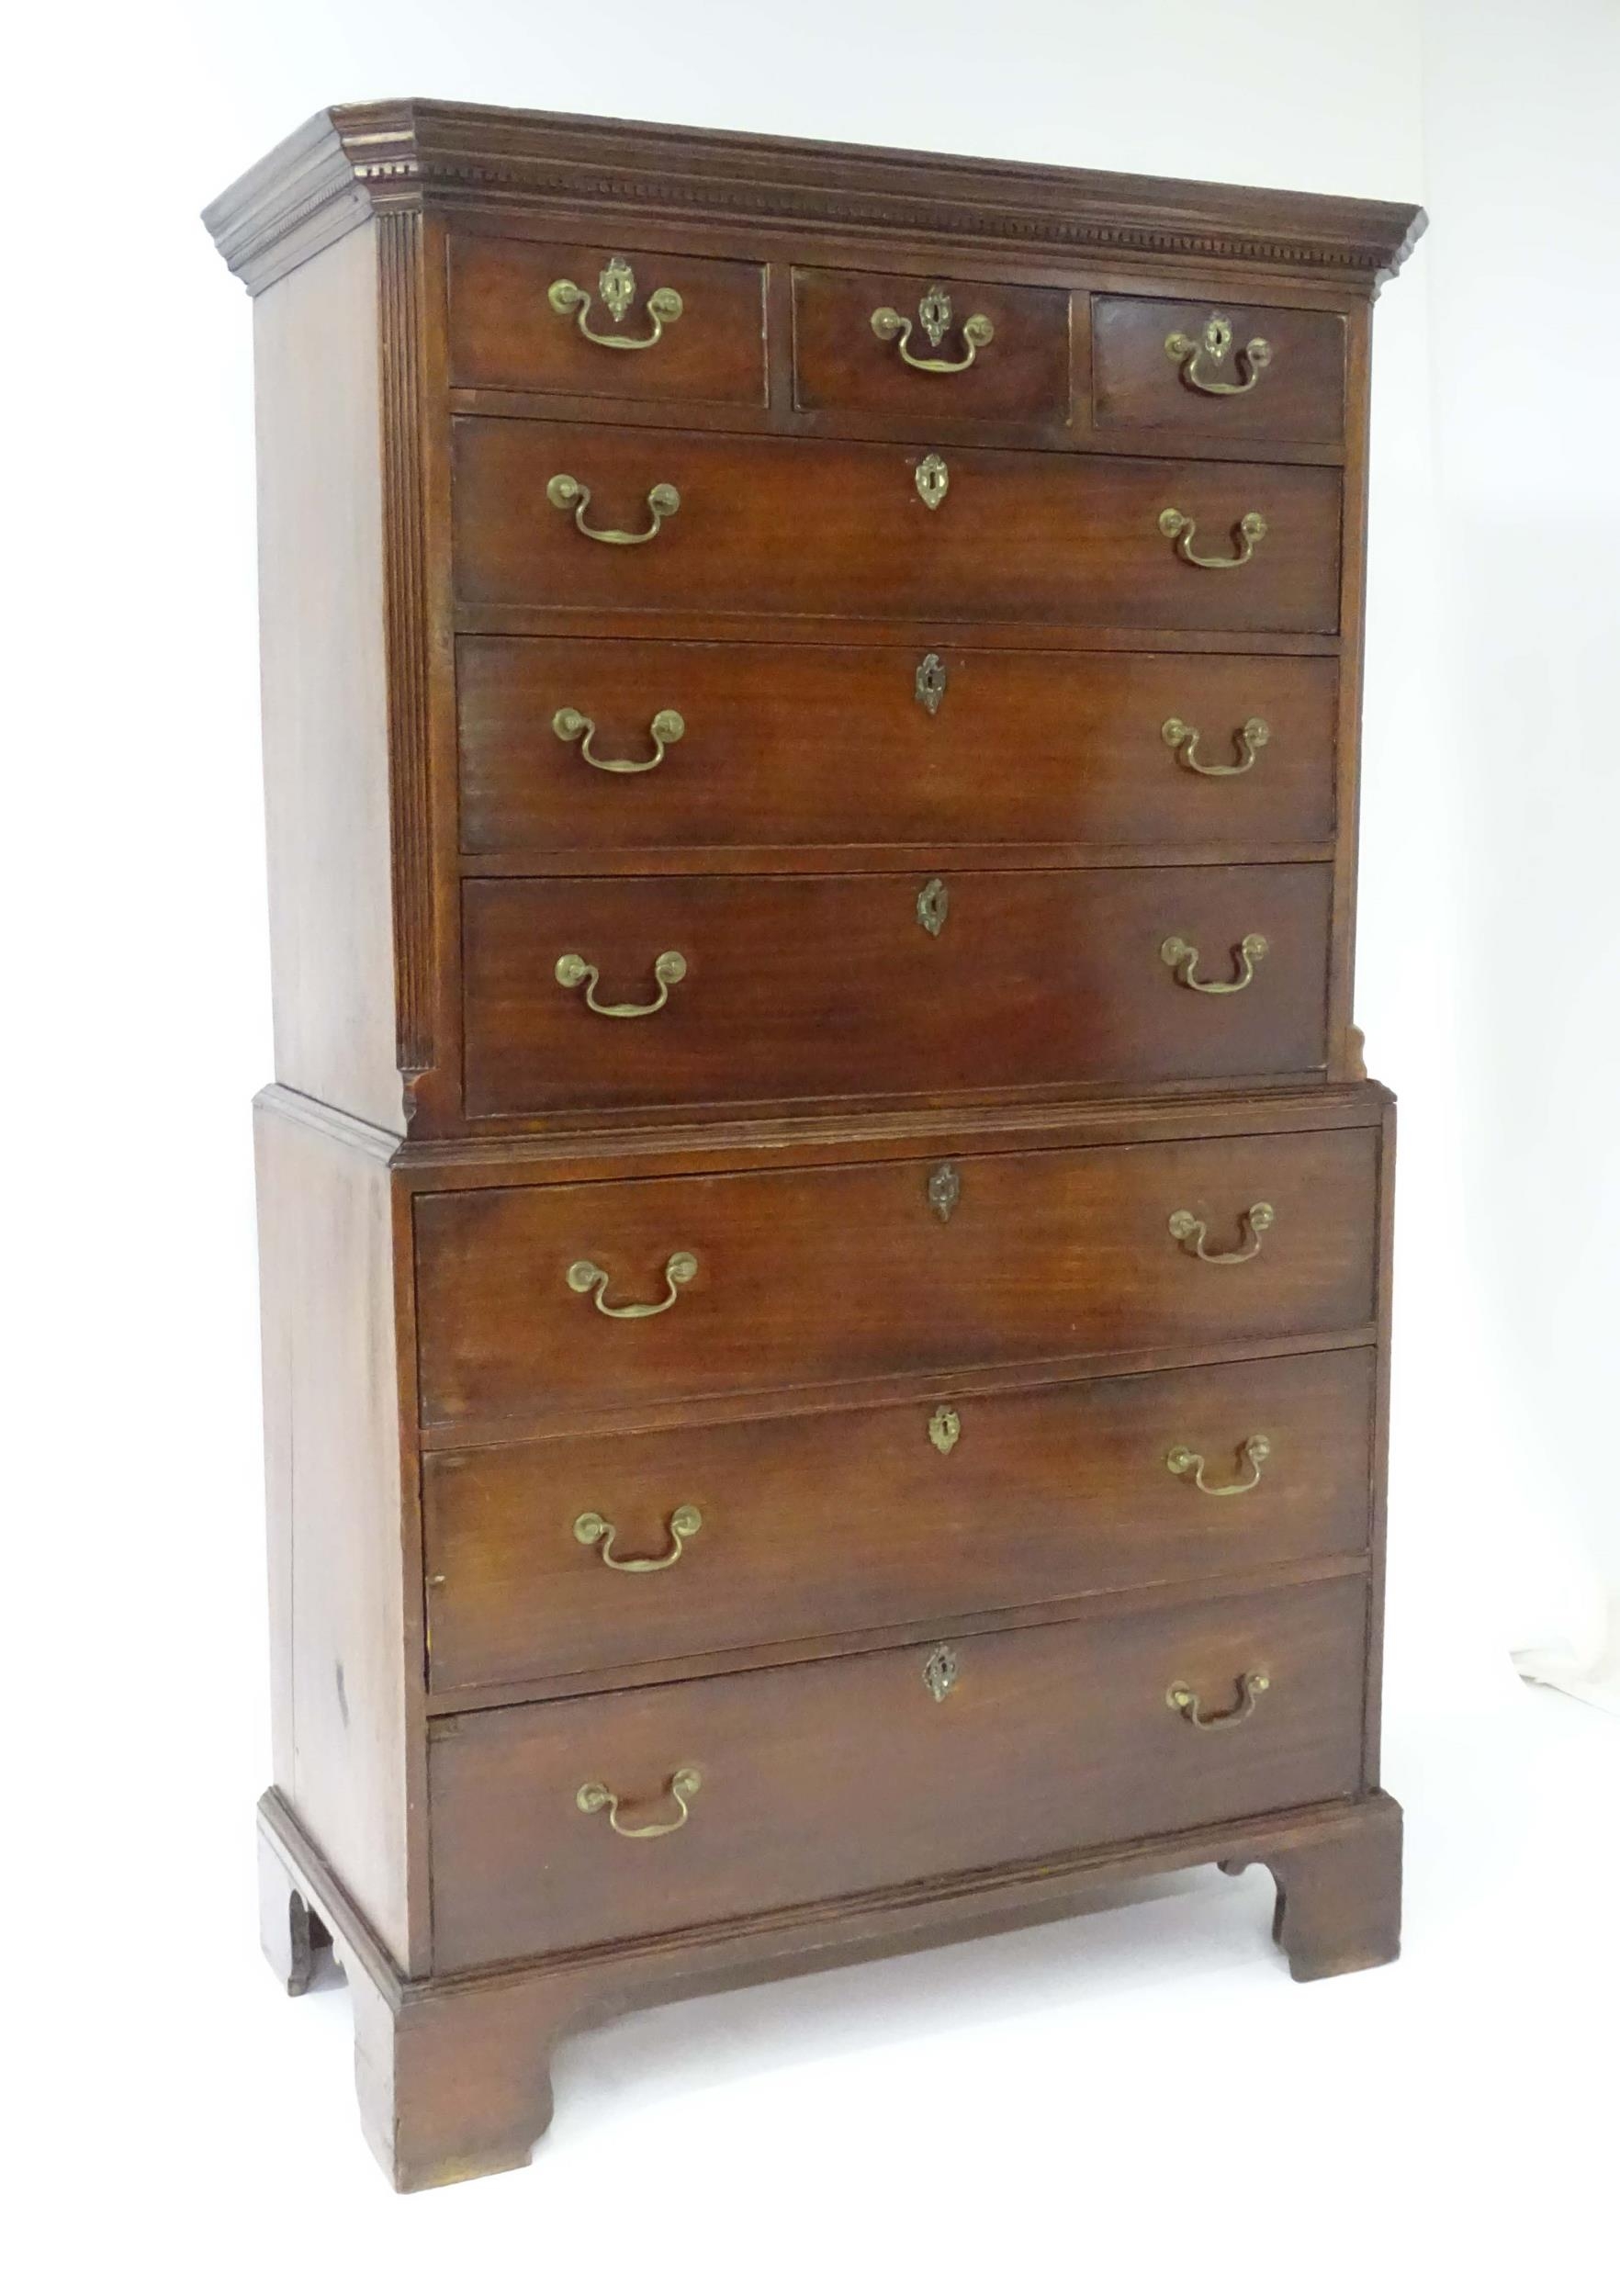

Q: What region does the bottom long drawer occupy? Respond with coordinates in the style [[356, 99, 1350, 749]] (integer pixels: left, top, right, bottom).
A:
[[429, 1575, 1367, 1969]]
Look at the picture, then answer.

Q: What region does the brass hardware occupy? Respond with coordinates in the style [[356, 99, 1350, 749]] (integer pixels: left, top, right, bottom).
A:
[[923, 1644, 959, 1702], [1165, 1670, 1272, 1730], [1164, 312, 1272, 397], [928, 1161, 962, 1222], [928, 1404, 962, 1455], [574, 1504, 703, 1572], [872, 285, 995, 373], [916, 651, 949, 715], [1165, 1435, 1271, 1496], [1158, 506, 1267, 568], [1161, 715, 1269, 778], [553, 705, 685, 774], [568, 1250, 698, 1318], [548, 256, 685, 350], [917, 876, 950, 936], [576, 1767, 703, 1838], [915, 453, 950, 510], [546, 471, 681, 546], [556, 949, 687, 1017], [1161, 932, 1268, 995], [1168, 1203, 1275, 1263]]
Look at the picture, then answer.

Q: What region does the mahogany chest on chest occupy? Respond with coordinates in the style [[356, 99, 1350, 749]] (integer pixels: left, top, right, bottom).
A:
[[206, 101, 1423, 2189]]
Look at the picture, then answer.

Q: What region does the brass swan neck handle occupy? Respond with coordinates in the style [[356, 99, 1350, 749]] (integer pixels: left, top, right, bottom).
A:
[[1164, 313, 1272, 396], [871, 284, 994, 374], [548, 257, 684, 351], [567, 1251, 698, 1318], [553, 705, 686, 774], [576, 1768, 703, 1838], [1165, 1435, 1271, 1496], [547, 472, 681, 546], [1168, 1204, 1275, 1264], [1165, 1671, 1272, 1729], [1159, 507, 1267, 568]]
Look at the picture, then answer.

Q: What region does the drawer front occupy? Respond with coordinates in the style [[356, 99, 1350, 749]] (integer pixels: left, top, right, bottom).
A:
[[447, 233, 768, 406], [429, 1575, 1368, 1964], [414, 1126, 1378, 1430], [453, 419, 1342, 632], [458, 637, 1339, 857], [792, 266, 1070, 422], [462, 864, 1331, 1118], [424, 1348, 1375, 1694], [1092, 296, 1346, 446]]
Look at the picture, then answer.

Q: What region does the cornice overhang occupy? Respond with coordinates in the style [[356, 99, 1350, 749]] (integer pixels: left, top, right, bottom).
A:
[[203, 98, 1427, 297]]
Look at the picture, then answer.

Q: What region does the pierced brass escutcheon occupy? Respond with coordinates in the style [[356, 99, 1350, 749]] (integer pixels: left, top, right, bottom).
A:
[[917, 876, 950, 936], [1165, 1670, 1272, 1730], [928, 1161, 962, 1221], [916, 651, 949, 715], [1165, 1435, 1271, 1496], [923, 1644, 959, 1702], [928, 1404, 962, 1455], [1168, 1204, 1275, 1264], [1158, 506, 1267, 568], [1161, 715, 1269, 778], [567, 1250, 698, 1318], [1164, 312, 1272, 397], [553, 705, 686, 774], [556, 949, 687, 1017], [547, 471, 681, 546], [915, 453, 951, 510], [575, 1767, 703, 1838], [548, 256, 685, 350], [1161, 933, 1268, 994], [574, 1503, 703, 1572], [872, 285, 995, 373]]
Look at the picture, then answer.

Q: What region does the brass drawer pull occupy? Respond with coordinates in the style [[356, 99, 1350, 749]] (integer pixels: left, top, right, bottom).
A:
[[1162, 715, 1269, 778], [871, 284, 994, 374], [556, 949, 686, 1017], [548, 255, 684, 351], [1165, 1435, 1271, 1495], [547, 471, 681, 546], [553, 705, 685, 774], [1161, 933, 1268, 994], [1166, 1670, 1271, 1729], [1158, 506, 1267, 568], [1164, 312, 1272, 396], [576, 1767, 703, 1838], [574, 1504, 703, 1572], [568, 1251, 698, 1318], [1168, 1203, 1274, 1263]]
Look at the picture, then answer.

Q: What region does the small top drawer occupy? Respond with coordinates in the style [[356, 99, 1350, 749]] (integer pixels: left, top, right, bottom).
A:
[[793, 266, 1070, 424], [447, 233, 768, 406], [1092, 296, 1345, 446]]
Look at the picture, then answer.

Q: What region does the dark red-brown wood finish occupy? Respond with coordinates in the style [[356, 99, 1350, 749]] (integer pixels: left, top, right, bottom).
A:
[[209, 98, 1421, 2190]]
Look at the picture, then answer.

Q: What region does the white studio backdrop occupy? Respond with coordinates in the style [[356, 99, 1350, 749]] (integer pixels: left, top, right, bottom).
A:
[[5, 0, 1618, 2224], [3, 0, 1616, 2279]]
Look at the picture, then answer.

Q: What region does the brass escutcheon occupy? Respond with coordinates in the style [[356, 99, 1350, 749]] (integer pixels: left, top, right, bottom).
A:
[[915, 453, 950, 510], [928, 1161, 962, 1221], [916, 651, 949, 714], [928, 1403, 962, 1455], [917, 876, 950, 936], [923, 1644, 959, 1702]]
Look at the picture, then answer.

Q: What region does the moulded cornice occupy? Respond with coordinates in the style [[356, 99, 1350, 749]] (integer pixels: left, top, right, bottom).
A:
[[203, 98, 1427, 295]]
